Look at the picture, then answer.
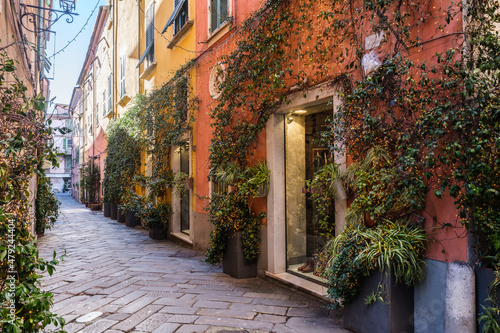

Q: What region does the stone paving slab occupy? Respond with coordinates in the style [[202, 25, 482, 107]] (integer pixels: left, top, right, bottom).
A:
[[39, 194, 348, 332]]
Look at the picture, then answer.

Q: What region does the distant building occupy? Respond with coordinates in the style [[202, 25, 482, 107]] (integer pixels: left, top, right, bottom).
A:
[[45, 104, 73, 193]]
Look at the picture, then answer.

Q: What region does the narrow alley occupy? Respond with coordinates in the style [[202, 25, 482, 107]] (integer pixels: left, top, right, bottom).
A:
[[39, 194, 347, 333]]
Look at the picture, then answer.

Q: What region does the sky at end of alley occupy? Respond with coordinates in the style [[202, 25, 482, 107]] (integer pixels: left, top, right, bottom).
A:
[[46, 0, 106, 108]]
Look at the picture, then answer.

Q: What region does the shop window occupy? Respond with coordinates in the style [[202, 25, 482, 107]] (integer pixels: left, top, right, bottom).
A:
[[285, 109, 334, 283], [210, 0, 228, 33]]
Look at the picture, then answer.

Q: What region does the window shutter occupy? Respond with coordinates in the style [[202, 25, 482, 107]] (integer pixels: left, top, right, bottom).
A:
[[146, 2, 155, 49], [120, 56, 126, 97], [210, 0, 217, 32], [103, 90, 106, 116], [108, 74, 112, 111]]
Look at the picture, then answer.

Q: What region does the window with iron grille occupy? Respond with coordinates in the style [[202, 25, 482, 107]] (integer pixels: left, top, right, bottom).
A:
[[108, 74, 112, 111], [210, 0, 228, 33], [120, 55, 126, 97], [96, 103, 99, 126]]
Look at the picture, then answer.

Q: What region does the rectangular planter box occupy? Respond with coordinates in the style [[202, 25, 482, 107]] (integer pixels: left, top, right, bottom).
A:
[[223, 230, 257, 279], [343, 270, 414, 333], [110, 202, 118, 220], [149, 225, 167, 240], [125, 210, 140, 228], [90, 204, 101, 211], [475, 266, 499, 333], [117, 206, 126, 223], [103, 202, 111, 217]]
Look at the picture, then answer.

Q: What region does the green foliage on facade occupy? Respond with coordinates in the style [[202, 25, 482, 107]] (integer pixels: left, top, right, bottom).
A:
[[35, 168, 60, 235], [0, 51, 65, 332]]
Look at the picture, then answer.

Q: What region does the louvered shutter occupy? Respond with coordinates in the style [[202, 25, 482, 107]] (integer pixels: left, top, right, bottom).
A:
[[108, 74, 112, 111], [146, 3, 155, 51]]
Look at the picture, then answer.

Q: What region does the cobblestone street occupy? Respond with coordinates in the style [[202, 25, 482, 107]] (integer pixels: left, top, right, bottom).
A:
[[38, 194, 347, 333]]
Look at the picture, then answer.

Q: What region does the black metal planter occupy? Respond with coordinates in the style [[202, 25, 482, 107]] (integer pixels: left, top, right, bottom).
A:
[[103, 202, 111, 217], [343, 270, 414, 333], [117, 206, 126, 223], [110, 202, 118, 220], [149, 225, 167, 240], [223, 230, 257, 279], [125, 210, 140, 228], [475, 266, 499, 333]]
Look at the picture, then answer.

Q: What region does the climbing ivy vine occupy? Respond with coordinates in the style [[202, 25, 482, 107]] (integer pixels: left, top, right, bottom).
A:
[[204, 0, 500, 311], [0, 51, 65, 332]]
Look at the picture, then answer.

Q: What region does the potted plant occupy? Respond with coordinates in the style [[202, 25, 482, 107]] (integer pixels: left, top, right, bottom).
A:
[[206, 191, 264, 279], [239, 161, 270, 198], [35, 169, 60, 236], [117, 205, 126, 223], [121, 190, 144, 227], [142, 202, 172, 240], [324, 221, 427, 333]]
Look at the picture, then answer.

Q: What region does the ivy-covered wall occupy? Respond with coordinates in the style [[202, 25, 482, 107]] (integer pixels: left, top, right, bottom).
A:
[[193, 0, 472, 264]]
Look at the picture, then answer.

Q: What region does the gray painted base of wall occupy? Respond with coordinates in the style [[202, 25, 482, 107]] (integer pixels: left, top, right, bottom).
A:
[[192, 211, 213, 252], [414, 259, 447, 333]]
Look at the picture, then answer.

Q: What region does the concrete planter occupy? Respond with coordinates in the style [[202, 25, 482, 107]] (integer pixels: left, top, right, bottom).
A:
[[110, 202, 118, 220], [117, 206, 126, 223], [343, 270, 414, 333], [103, 202, 111, 217], [475, 266, 499, 333], [125, 210, 140, 228], [223, 230, 257, 279]]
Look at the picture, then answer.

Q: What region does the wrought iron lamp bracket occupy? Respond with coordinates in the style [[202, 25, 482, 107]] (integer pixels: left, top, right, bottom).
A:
[[20, 2, 79, 34]]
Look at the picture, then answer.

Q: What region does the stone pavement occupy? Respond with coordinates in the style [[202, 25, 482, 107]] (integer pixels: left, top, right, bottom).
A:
[[38, 194, 348, 333]]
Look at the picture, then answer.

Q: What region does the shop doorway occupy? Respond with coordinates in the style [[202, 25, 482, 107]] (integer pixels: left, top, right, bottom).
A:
[[180, 143, 190, 235], [285, 108, 334, 283]]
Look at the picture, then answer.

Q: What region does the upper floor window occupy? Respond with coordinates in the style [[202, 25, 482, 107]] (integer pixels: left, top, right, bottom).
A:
[[65, 156, 72, 170], [96, 103, 99, 127], [65, 119, 73, 130], [102, 90, 107, 116], [120, 55, 126, 97], [210, 0, 228, 33], [108, 74, 112, 111], [139, 2, 155, 67]]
